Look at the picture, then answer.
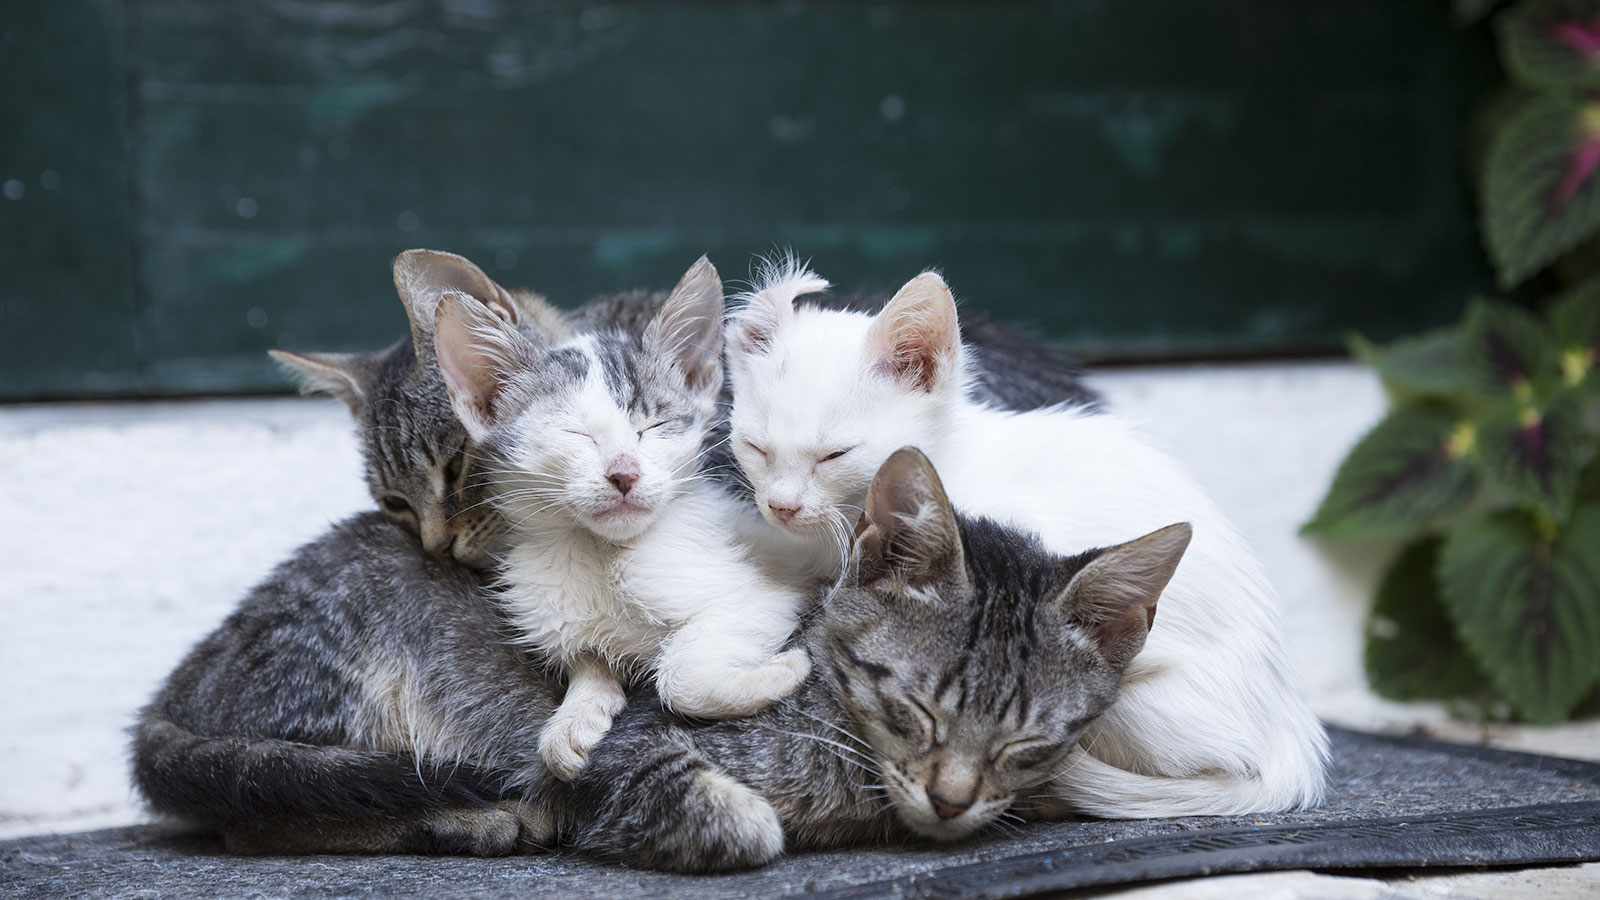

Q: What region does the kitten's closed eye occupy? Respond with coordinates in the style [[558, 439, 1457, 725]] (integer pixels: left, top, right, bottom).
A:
[[636, 421, 666, 438], [444, 453, 464, 483], [742, 440, 771, 462], [821, 446, 855, 462], [381, 495, 413, 514], [994, 738, 1061, 771], [883, 696, 936, 749]]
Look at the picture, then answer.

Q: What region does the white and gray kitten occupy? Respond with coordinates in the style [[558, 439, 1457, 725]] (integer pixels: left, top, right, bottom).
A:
[[432, 257, 808, 781]]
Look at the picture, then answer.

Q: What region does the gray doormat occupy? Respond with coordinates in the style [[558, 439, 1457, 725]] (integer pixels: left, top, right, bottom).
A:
[[4, 728, 1599, 900]]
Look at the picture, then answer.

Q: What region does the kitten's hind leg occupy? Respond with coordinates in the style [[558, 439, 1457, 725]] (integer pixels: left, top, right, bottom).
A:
[[655, 621, 810, 718], [224, 806, 520, 856], [539, 654, 627, 781]]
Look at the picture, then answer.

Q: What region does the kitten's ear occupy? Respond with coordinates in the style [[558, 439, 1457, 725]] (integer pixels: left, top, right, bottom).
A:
[[865, 272, 961, 393], [1057, 523, 1192, 670], [269, 349, 371, 414], [432, 290, 537, 441], [728, 256, 829, 356], [852, 447, 966, 597], [644, 256, 725, 395], [394, 249, 526, 355]]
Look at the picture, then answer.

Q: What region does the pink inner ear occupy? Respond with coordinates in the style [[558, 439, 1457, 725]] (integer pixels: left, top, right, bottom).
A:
[[888, 333, 944, 392]]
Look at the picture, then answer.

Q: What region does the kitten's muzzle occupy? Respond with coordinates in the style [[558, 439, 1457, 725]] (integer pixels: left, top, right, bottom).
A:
[[928, 789, 974, 820], [606, 464, 639, 496], [767, 500, 801, 524]]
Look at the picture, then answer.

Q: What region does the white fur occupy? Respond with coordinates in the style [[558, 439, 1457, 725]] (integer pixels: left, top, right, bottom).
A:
[[725, 264, 1329, 818], [489, 339, 808, 779]]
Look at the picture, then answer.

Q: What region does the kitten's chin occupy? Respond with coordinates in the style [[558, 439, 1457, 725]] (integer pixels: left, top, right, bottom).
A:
[[585, 502, 658, 542]]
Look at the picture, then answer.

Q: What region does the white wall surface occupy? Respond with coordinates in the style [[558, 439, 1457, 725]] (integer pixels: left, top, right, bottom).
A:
[[1, 361, 1593, 840]]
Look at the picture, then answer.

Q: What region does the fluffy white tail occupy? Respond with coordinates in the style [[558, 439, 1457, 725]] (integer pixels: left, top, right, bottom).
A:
[[1053, 742, 1328, 819]]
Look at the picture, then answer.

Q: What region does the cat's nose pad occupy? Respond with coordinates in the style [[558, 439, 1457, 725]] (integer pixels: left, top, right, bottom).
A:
[[927, 790, 972, 820], [768, 501, 801, 523], [425, 535, 454, 558], [607, 469, 639, 496]]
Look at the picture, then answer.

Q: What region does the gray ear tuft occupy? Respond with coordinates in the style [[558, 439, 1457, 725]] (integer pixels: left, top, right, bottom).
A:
[[269, 349, 371, 414], [1060, 523, 1193, 670], [851, 447, 965, 597], [644, 255, 725, 394], [432, 290, 536, 441], [393, 249, 521, 356]]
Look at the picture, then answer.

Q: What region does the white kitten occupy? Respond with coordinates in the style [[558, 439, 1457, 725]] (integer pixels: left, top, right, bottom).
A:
[[433, 257, 809, 781], [723, 259, 1328, 817]]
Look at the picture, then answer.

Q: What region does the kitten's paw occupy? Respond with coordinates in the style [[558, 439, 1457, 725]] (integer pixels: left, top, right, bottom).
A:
[[420, 807, 521, 857], [691, 769, 784, 870], [539, 706, 612, 781], [496, 799, 557, 851], [661, 648, 812, 718]]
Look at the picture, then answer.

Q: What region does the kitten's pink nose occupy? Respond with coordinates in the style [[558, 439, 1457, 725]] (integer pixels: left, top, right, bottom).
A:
[[928, 790, 973, 820], [607, 462, 640, 496], [768, 500, 801, 523]]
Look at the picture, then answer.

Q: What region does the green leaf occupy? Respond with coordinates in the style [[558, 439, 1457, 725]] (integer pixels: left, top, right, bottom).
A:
[[1549, 275, 1600, 389], [1473, 389, 1586, 521], [1497, 0, 1600, 90], [1438, 505, 1600, 723], [1460, 299, 1560, 396], [1349, 328, 1465, 398], [1303, 405, 1479, 540], [1365, 539, 1495, 701], [1481, 96, 1600, 288]]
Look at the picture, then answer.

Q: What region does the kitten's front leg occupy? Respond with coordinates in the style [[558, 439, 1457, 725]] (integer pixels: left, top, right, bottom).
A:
[[655, 617, 810, 719], [539, 655, 627, 781]]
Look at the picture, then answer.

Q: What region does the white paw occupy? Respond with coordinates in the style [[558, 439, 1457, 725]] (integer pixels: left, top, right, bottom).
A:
[[695, 769, 784, 866], [664, 648, 812, 718], [538, 705, 613, 781]]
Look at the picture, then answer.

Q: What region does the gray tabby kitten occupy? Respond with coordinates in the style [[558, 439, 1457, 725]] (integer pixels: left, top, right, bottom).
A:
[[270, 250, 572, 568], [554, 448, 1192, 872], [132, 512, 561, 855], [277, 253, 1099, 557]]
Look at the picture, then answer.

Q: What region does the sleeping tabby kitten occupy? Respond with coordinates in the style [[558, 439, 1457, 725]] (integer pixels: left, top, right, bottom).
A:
[[132, 511, 561, 855], [269, 250, 571, 567], [554, 448, 1192, 871]]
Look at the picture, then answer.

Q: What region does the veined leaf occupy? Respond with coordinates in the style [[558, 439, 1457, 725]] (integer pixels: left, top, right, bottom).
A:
[[1303, 405, 1479, 540], [1365, 538, 1494, 701], [1474, 389, 1585, 521], [1438, 506, 1600, 723], [1549, 275, 1600, 389], [1461, 299, 1560, 396], [1498, 1, 1600, 90], [1349, 328, 1465, 398], [1482, 97, 1600, 288]]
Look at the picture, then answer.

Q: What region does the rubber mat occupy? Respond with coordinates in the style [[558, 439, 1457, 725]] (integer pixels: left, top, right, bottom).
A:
[[4, 727, 1598, 899]]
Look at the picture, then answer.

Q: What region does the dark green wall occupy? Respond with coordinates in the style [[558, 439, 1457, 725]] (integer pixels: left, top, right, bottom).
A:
[[1, 0, 1500, 400]]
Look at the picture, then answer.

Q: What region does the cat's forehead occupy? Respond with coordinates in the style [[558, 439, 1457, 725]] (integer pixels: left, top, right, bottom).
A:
[[361, 350, 465, 475]]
